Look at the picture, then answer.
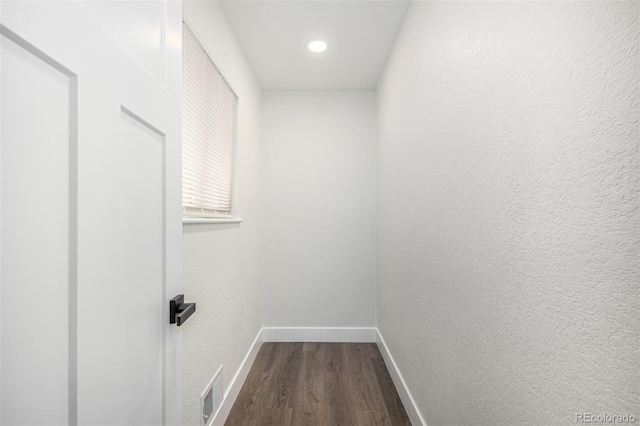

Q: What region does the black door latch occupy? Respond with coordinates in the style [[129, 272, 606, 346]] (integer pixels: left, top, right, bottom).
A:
[[170, 294, 196, 326]]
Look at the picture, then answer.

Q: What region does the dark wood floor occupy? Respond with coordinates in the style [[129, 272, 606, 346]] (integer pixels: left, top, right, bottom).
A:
[[226, 342, 412, 426]]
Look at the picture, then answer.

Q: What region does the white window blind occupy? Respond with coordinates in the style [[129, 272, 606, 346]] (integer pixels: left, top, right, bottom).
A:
[[182, 22, 239, 218]]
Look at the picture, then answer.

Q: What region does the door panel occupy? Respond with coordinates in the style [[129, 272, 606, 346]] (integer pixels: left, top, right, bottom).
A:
[[0, 29, 74, 426], [119, 108, 165, 426], [79, 0, 168, 87], [0, 1, 182, 424]]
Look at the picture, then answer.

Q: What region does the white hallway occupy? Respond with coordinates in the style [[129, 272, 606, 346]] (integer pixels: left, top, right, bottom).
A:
[[1, 1, 638, 425]]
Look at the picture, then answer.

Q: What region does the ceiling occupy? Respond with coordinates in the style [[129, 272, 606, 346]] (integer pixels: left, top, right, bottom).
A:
[[220, 0, 411, 91]]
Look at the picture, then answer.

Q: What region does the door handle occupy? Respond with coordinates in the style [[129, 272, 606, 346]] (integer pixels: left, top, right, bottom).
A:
[[170, 294, 196, 326]]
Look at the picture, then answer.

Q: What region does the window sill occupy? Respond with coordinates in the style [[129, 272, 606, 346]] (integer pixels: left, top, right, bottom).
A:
[[182, 217, 243, 225]]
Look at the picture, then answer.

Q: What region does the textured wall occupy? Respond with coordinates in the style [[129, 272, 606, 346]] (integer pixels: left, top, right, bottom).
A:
[[261, 91, 377, 327], [377, 2, 639, 425], [182, 2, 262, 425]]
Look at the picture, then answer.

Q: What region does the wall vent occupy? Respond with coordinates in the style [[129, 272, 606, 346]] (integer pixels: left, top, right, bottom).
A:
[[201, 366, 223, 426]]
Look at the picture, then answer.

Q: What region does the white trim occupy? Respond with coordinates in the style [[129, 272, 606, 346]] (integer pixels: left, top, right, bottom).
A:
[[262, 327, 377, 343], [376, 330, 427, 426], [210, 328, 263, 426], [183, 217, 243, 225]]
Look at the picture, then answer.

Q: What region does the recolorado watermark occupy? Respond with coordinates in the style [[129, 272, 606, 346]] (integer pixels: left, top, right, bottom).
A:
[[576, 413, 636, 423]]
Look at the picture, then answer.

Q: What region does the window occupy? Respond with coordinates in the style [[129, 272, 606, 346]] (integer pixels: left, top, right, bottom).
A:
[[182, 21, 239, 220]]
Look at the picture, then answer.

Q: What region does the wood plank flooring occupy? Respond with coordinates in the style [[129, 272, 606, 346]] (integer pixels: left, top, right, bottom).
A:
[[226, 343, 412, 426]]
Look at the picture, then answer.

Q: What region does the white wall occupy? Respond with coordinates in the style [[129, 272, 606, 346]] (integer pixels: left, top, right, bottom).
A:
[[181, 2, 262, 425], [261, 91, 377, 327], [377, 2, 639, 425]]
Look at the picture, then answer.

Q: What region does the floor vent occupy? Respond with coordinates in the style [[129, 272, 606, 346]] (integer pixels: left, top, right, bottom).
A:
[[201, 366, 223, 426]]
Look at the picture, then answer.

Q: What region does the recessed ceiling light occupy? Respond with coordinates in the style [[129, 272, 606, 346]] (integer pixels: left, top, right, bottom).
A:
[[307, 40, 327, 53]]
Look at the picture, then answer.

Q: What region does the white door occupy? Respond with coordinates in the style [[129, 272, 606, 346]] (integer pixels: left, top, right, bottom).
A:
[[0, 1, 183, 424]]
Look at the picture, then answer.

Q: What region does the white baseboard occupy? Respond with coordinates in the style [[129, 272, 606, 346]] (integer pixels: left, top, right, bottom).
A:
[[262, 327, 377, 343], [376, 330, 427, 426], [211, 328, 264, 426]]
